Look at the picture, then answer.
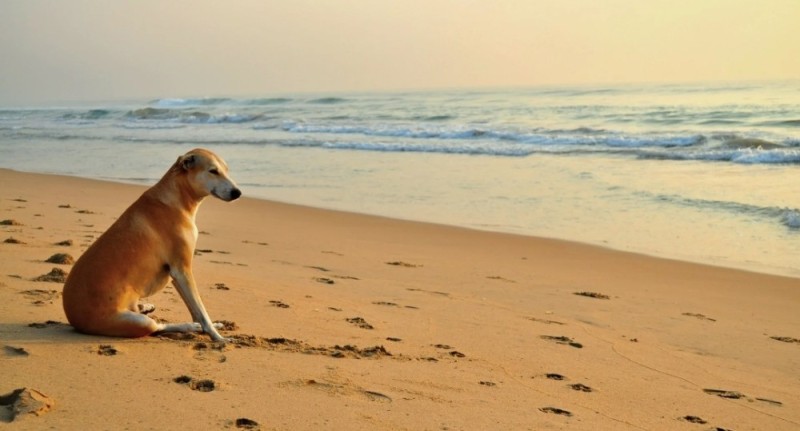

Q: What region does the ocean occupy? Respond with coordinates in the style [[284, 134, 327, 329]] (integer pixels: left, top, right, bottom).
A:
[[1, 81, 798, 277]]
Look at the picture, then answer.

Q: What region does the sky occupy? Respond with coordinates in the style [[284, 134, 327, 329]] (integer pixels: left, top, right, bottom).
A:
[[1, 0, 798, 105]]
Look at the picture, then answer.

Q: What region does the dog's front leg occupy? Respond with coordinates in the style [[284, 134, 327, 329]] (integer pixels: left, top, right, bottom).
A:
[[170, 267, 226, 342]]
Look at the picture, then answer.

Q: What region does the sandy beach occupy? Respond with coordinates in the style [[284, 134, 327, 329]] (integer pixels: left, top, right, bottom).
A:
[[1, 167, 798, 430]]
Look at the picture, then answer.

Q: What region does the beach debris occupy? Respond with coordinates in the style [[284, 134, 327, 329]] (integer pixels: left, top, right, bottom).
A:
[[58, 204, 72, 209], [539, 407, 572, 417], [269, 300, 290, 308], [770, 336, 800, 344], [3, 237, 25, 244], [386, 337, 402, 342], [573, 291, 610, 300], [0, 388, 55, 422], [54, 239, 73, 246], [32, 268, 68, 283], [681, 415, 707, 424], [213, 282, 230, 290], [0, 219, 23, 226], [545, 373, 566, 381], [235, 418, 260, 429], [540, 335, 583, 348], [480, 381, 497, 387], [45, 253, 75, 265], [346, 317, 374, 329]]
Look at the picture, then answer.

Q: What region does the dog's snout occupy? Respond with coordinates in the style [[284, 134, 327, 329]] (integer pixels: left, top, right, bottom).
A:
[[230, 188, 242, 200]]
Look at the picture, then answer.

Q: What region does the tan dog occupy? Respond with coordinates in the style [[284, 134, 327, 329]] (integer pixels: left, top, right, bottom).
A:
[[62, 148, 241, 342]]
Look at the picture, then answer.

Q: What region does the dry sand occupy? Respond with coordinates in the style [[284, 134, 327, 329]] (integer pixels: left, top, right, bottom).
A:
[[1, 167, 799, 430]]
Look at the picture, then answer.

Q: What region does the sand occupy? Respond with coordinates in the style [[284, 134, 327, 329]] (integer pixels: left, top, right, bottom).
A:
[[1, 167, 798, 430]]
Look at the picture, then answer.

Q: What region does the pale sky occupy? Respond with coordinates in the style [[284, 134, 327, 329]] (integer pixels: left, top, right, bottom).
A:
[[1, 0, 798, 105]]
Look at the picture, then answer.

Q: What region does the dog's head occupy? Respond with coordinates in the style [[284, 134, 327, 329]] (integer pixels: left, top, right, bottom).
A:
[[178, 148, 242, 202]]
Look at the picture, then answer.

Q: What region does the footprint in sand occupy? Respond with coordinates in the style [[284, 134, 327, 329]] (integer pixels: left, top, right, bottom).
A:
[[680, 415, 707, 424], [0, 219, 23, 226], [45, 253, 74, 265], [54, 239, 73, 246], [540, 335, 583, 349], [545, 373, 566, 381], [28, 320, 64, 329], [32, 268, 68, 283], [539, 407, 572, 417], [20, 289, 61, 305], [234, 418, 260, 429], [174, 375, 216, 392], [527, 317, 566, 325], [346, 317, 374, 330], [703, 388, 745, 399], [770, 336, 800, 344], [385, 261, 422, 268], [3, 346, 29, 358], [301, 379, 392, 403], [573, 291, 610, 300], [486, 275, 516, 283], [269, 300, 290, 309], [96, 345, 118, 356], [3, 237, 25, 244], [314, 277, 336, 285], [683, 312, 717, 322], [0, 388, 55, 423], [569, 383, 593, 392]]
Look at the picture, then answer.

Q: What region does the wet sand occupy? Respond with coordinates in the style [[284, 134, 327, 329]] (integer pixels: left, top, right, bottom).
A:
[[1, 168, 799, 430]]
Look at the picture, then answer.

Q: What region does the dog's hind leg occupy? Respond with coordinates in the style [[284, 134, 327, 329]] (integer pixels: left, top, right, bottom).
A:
[[107, 310, 215, 337]]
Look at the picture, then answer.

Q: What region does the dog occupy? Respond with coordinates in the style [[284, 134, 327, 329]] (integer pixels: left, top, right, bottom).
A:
[[62, 148, 241, 342]]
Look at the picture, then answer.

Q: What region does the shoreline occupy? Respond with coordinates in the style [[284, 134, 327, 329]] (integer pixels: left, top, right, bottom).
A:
[[2, 167, 799, 430], [3, 167, 796, 280]]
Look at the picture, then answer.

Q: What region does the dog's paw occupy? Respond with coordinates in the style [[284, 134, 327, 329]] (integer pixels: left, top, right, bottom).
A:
[[138, 303, 156, 314]]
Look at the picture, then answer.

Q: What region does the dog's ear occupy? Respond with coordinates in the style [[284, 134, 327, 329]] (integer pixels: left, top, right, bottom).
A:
[[180, 154, 196, 171]]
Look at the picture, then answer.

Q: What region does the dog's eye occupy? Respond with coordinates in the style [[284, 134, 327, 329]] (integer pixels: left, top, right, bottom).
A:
[[209, 168, 220, 175]]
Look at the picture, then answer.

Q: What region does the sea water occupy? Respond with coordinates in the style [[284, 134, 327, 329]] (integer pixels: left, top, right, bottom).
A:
[[1, 81, 798, 276]]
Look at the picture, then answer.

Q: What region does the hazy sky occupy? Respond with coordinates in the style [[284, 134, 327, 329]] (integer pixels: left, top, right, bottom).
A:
[[1, 0, 798, 105]]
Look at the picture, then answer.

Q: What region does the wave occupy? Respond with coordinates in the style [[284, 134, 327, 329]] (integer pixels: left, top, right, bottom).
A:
[[125, 107, 260, 124], [308, 97, 348, 104], [151, 97, 293, 107], [279, 121, 706, 148], [644, 192, 800, 230], [61, 109, 113, 120], [638, 147, 800, 164]]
